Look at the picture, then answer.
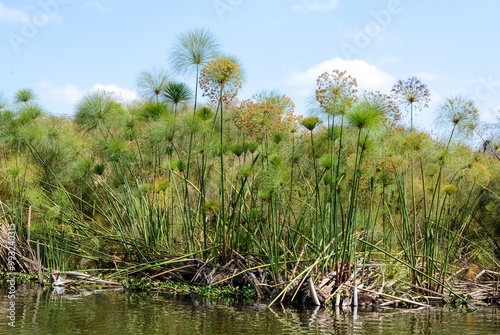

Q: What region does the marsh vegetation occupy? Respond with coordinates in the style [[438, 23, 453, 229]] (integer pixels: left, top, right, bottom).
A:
[[1, 28, 499, 306]]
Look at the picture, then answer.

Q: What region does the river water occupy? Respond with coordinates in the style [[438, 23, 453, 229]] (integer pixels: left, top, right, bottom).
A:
[[1, 285, 500, 334]]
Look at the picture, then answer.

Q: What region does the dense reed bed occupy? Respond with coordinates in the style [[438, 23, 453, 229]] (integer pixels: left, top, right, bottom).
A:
[[1, 29, 499, 305]]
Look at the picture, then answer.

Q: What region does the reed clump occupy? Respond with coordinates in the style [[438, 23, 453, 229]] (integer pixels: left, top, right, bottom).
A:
[[1, 30, 499, 306]]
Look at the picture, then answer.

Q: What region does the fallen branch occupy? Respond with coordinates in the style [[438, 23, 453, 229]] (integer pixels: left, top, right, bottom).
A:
[[61, 271, 122, 287], [150, 265, 197, 279], [345, 284, 430, 308]]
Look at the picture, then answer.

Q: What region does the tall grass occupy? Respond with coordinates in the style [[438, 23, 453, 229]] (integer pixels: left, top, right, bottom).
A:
[[1, 66, 498, 299]]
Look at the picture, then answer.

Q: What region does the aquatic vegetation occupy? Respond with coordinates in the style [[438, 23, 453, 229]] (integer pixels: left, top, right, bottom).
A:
[[391, 76, 430, 131], [162, 82, 193, 114], [233, 91, 299, 141], [136, 67, 170, 104], [0, 29, 499, 309], [169, 27, 220, 116], [315, 69, 357, 116]]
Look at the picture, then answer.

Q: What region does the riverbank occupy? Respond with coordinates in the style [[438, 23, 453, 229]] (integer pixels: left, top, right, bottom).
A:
[[3, 254, 500, 310]]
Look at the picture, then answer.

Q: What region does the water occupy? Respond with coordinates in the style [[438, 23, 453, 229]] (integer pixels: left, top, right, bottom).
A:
[[1, 285, 500, 334]]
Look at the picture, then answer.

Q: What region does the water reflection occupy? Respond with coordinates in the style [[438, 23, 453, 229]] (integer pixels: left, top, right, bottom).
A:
[[1, 286, 500, 334]]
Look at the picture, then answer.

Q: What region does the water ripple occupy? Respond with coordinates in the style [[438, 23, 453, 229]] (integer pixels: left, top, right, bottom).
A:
[[1, 286, 500, 335]]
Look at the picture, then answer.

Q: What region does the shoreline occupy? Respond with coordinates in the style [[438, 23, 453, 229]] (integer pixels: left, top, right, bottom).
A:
[[2, 262, 500, 310]]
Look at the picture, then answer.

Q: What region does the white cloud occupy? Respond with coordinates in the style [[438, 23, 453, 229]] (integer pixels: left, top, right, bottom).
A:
[[92, 84, 137, 102], [292, 0, 339, 13], [0, 3, 63, 25], [82, 2, 110, 12], [0, 3, 29, 23], [34, 81, 137, 115], [35, 80, 81, 115], [286, 57, 395, 96]]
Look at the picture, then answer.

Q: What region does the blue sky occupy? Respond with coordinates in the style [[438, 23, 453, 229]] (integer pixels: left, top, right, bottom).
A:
[[1, 0, 499, 134]]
